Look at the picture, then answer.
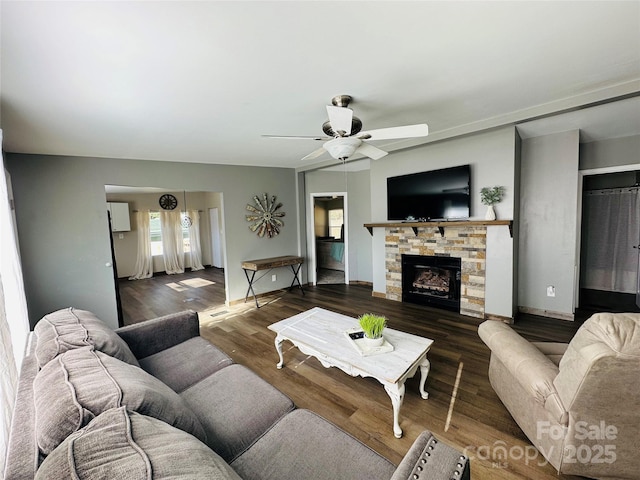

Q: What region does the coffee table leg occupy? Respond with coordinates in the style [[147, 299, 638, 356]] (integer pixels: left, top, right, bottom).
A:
[[419, 357, 431, 399], [274, 335, 285, 369], [384, 382, 406, 438]]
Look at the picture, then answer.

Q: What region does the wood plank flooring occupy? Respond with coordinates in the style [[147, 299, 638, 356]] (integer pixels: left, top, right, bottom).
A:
[[120, 272, 588, 479]]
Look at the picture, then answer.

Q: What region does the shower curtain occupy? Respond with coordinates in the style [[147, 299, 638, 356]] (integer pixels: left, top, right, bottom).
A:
[[582, 187, 639, 293]]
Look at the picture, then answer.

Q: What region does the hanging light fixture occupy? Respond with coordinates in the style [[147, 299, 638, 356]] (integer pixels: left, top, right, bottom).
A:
[[182, 190, 192, 228]]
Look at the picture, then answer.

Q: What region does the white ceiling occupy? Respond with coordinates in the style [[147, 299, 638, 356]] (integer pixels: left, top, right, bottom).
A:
[[1, 1, 639, 171]]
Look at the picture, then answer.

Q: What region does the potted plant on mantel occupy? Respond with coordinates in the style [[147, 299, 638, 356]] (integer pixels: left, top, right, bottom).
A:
[[480, 186, 505, 220], [358, 313, 387, 347]]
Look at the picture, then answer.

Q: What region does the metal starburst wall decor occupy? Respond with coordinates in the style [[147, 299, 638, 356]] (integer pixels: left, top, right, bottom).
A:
[[245, 193, 285, 238]]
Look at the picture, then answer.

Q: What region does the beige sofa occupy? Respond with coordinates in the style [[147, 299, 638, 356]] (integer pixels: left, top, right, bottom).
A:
[[478, 312, 640, 479]]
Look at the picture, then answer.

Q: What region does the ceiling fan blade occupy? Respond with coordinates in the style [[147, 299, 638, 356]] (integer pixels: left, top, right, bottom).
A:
[[360, 123, 429, 141], [301, 147, 327, 161], [262, 134, 329, 141], [355, 142, 388, 160], [326, 105, 353, 136]]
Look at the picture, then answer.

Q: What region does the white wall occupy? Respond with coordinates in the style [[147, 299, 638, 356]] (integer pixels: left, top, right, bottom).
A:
[[518, 130, 580, 319], [370, 127, 518, 318]]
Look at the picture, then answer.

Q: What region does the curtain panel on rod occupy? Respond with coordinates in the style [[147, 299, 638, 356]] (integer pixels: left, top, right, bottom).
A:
[[160, 210, 185, 274], [129, 210, 153, 280], [582, 187, 639, 294], [187, 209, 204, 271]]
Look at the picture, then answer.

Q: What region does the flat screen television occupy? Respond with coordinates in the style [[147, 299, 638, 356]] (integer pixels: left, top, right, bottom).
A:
[[387, 165, 471, 221]]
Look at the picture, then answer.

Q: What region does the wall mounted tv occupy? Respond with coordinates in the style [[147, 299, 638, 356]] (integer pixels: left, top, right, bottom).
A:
[[387, 165, 471, 221]]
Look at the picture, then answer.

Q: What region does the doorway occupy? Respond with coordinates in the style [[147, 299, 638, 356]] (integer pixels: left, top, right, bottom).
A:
[[309, 193, 348, 285], [578, 167, 640, 313], [104, 186, 229, 324]]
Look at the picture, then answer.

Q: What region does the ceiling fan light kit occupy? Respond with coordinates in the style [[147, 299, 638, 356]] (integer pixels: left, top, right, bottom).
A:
[[264, 94, 429, 162], [323, 137, 362, 161]]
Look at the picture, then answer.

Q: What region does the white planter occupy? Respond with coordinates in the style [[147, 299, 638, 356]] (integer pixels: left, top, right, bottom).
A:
[[362, 336, 385, 347]]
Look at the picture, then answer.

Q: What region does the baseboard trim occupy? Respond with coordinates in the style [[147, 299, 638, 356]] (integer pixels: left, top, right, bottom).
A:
[[372, 291, 387, 299], [518, 306, 575, 322], [484, 313, 514, 324], [350, 280, 373, 287], [228, 285, 309, 306]]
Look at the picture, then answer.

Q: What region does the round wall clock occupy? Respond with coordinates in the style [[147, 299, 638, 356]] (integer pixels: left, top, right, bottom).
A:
[[159, 194, 178, 210], [246, 193, 285, 238]]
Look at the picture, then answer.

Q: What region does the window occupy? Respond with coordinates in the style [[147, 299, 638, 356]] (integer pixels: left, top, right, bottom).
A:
[[149, 212, 191, 256], [328, 209, 343, 239]]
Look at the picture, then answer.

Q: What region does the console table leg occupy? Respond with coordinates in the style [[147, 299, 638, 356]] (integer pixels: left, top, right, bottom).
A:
[[419, 357, 431, 399], [243, 269, 260, 308], [384, 382, 406, 438], [274, 336, 285, 369]]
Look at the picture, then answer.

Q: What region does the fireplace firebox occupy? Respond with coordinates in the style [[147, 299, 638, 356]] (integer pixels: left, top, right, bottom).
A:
[[402, 254, 461, 312]]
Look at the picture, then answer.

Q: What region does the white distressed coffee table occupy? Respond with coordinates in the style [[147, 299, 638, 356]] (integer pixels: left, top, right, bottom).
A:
[[268, 307, 434, 438]]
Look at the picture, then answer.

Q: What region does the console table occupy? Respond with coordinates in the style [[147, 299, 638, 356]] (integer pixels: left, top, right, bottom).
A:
[[241, 255, 304, 308]]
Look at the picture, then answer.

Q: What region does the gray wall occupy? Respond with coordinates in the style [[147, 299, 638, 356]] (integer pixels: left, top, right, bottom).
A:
[[580, 135, 640, 170], [369, 127, 519, 318], [7, 153, 298, 328], [518, 130, 580, 319], [303, 168, 372, 283]]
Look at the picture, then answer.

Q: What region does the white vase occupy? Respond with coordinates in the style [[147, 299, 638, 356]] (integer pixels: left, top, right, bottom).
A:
[[485, 205, 496, 220], [362, 336, 385, 347]]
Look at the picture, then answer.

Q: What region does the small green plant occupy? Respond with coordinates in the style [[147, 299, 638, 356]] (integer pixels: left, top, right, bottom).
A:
[[480, 186, 505, 206], [358, 313, 387, 339]]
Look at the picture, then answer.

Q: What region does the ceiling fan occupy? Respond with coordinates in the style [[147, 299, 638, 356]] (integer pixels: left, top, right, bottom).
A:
[[263, 95, 429, 162]]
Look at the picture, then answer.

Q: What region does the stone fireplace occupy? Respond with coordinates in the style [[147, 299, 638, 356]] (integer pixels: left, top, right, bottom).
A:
[[385, 225, 487, 318]]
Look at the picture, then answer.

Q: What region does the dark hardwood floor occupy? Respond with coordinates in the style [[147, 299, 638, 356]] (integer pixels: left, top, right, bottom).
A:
[[119, 267, 226, 325], [120, 272, 588, 479]]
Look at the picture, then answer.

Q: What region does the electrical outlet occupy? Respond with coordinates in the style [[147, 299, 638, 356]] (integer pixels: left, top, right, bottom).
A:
[[118, 233, 124, 239], [271, 274, 277, 282], [546, 285, 556, 297]]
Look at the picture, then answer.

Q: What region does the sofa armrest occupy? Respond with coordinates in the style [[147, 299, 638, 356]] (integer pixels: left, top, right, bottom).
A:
[[390, 431, 469, 480], [478, 321, 566, 423], [115, 310, 200, 359]]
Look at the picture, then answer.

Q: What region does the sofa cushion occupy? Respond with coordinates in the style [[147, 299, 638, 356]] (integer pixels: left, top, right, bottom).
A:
[[231, 409, 397, 480], [138, 336, 233, 393], [34, 307, 139, 368], [35, 407, 242, 480], [33, 346, 205, 455], [181, 364, 295, 462]]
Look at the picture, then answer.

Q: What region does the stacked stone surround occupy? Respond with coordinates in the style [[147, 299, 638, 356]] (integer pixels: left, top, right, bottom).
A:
[[385, 225, 487, 318]]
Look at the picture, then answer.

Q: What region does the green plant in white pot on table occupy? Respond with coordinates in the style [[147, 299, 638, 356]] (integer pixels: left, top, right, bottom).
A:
[[480, 186, 505, 220], [358, 313, 387, 347]]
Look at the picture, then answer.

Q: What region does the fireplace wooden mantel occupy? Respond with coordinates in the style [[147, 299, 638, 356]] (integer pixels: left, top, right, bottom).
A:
[[363, 220, 513, 237]]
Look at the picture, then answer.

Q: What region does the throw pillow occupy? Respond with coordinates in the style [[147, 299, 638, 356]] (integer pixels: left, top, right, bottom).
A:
[[35, 407, 242, 480], [33, 346, 205, 454], [34, 307, 139, 368]]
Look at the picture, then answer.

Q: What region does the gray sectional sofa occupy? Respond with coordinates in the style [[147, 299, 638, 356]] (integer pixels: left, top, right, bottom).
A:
[[4, 308, 470, 480]]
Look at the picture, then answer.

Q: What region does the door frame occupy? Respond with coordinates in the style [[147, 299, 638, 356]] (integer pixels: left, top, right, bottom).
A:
[[575, 163, 640, 308], [307, 191, 349, 286]]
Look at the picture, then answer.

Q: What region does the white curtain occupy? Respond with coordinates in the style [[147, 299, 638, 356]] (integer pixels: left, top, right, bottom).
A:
[[129, 210, 153, 280], [187, 209, 204, 271], [160, 210, 184, 274], [0, 135, 31, 472], [582, 187, 639, 293]]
